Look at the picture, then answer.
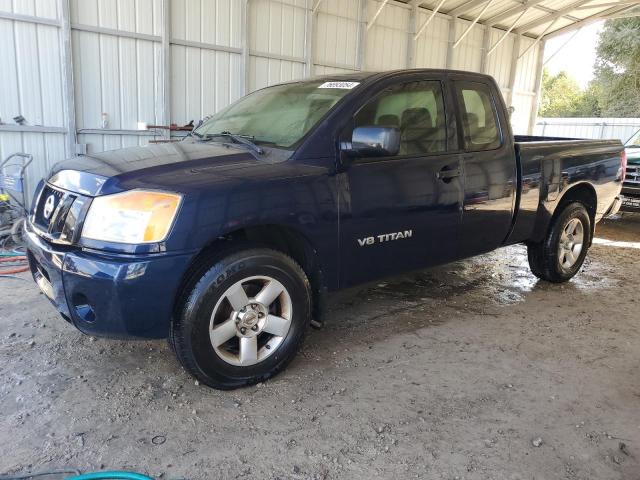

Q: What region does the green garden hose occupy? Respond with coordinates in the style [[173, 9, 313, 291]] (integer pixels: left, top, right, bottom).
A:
[[0, 470, 159, 480], [67, 473, 154, 480]]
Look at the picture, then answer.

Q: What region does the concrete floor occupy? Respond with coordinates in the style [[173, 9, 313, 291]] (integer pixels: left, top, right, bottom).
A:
[[1, 214, 639, 480]]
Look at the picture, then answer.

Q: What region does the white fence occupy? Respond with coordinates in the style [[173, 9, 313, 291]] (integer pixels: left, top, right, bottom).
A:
[[534, 118, 640, 144]]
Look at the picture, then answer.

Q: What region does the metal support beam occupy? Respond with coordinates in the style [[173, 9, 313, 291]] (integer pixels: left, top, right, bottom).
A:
[[305, 0, 316, 77], [241, 0, 251, 94], [314, 60, 361, 71], [161, 0, 171, 139], [487, 8, 527, 55], [170, 38, 242, 54], [544, 3, 640, 38], [528, 39, 545, 135], [367, 0, 390, 31], [518, 18, 557, 59], [602, 9, 640, 19], [446, 17, 457, 68], [448, 0, 492, 18], [414, 0, 447, 40], [312, 0, 325, 13], [480, 24, 490, 73], [543, 27, 582, 65], [484, 0, 547, 27], [506, 35, 521, 107], [515, 0, 594, 34], [574, 1, 639, 10], [250, 51, 305, 64], [407, 2, 418, 67], [0, 125, 67, 134], [71, 23, 161, 42], [59, 0, 77, 156], [453, 0, 494, 49], [356, 0, 368, 70], [0, 11, 61, 27]]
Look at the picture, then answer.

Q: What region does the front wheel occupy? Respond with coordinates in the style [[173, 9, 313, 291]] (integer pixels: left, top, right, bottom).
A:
[[527, 202, 592, 283], [170, 248, 311, 389]]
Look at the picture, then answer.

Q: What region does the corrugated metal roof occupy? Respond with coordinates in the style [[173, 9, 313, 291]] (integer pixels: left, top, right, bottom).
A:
[[398, 0, 640, 39]]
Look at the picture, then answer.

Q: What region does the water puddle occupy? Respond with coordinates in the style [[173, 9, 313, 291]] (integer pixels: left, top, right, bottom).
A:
[[331, 241, 618, 317]]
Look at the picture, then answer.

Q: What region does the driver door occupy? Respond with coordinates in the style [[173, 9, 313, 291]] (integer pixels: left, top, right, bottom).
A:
[[339, 77, 464, 286]]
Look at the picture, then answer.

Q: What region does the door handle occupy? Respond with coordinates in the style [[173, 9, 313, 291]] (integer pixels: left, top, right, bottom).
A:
[[436, 165, 461, 182]]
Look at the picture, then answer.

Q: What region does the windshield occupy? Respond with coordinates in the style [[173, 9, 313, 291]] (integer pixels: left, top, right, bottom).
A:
[[626, 129, 640, 148], [193, 80, 359, 149]]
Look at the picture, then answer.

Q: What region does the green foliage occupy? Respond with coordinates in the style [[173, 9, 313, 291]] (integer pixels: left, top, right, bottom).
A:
[[539, 17, 640, 118], [591, 17, 640, 117], [539, 69, 593, 117]]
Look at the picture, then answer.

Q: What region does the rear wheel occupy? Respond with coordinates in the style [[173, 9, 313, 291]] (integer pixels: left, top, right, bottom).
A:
[[170, 248, 311, 389], [527, 202, 592, 283]]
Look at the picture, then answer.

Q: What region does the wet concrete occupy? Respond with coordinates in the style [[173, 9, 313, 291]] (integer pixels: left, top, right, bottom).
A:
[[0, 214, 639, 479]]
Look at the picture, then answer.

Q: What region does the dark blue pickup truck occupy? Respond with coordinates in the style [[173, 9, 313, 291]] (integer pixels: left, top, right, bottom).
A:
[[25, 70, 624, 389]]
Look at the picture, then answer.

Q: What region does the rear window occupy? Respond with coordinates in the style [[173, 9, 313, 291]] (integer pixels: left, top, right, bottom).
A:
[[455, 82, 502, 151]]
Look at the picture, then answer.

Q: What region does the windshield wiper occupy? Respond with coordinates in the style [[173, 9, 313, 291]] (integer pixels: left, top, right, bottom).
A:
[[196, 131, 264, 154]]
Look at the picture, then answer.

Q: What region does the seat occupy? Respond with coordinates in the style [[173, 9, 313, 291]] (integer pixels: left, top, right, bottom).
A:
[[464, 112, 481, 145], [400, 108, 435, 155]]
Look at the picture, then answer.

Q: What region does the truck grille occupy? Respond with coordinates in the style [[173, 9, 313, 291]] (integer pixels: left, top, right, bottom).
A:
[[31, 184, 88, 244], [625, 165, 640, 185]]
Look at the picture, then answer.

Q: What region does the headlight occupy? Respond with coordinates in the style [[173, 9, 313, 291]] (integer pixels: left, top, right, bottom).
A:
[[81, 190, 182, 244]]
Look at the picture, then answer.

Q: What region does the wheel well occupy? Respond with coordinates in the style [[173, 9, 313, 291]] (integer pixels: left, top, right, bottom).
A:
[[555, 183, 597, 243], [558, 183, 597, 223], [174, 225, 326, 322]]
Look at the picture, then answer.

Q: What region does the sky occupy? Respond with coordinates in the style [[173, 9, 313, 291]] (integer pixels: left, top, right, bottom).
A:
[[543, 21, 604, 89]]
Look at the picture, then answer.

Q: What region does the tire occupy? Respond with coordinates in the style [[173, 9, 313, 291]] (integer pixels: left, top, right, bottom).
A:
[[170, 248, 311, 390], [527, 202, 592, 283]]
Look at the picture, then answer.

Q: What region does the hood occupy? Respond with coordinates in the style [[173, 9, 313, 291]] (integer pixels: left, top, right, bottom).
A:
[[48, 140, 326, 196]]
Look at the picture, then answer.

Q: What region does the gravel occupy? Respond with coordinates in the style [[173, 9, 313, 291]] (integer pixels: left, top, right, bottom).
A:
[[0, 214, 638, 479]]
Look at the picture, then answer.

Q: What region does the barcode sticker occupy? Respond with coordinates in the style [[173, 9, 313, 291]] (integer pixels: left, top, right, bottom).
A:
[[318, 81, 360, 89]]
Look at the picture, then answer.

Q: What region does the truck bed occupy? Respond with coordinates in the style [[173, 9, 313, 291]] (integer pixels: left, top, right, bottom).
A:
[[508, 136, 623, 245]]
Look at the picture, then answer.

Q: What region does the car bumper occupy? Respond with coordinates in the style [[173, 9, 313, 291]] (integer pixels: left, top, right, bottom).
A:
[[621, 185, 640, 212], [25, 226, 195, 339]]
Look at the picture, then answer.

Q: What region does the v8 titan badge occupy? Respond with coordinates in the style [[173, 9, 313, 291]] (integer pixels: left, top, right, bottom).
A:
[[357, 230, 413, 247]]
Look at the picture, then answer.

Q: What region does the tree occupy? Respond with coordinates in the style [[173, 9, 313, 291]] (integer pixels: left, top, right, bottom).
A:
[[539, 69, 586, 117], [591, 17, 640, 117], [574, 83, 602, 117]]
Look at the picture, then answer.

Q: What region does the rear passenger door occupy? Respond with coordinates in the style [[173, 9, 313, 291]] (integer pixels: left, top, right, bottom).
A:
[[452, 80, 517, 258], [340, 78, 464, 286]]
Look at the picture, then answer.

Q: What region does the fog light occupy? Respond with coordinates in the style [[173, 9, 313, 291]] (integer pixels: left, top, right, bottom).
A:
[[72, 293, 96, 323]]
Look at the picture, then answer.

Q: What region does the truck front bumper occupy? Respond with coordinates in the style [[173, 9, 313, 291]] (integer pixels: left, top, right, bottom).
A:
[[25, 226, 195, 339]]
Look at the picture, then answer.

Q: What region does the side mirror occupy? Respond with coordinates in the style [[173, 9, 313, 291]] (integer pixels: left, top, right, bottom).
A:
[[345, 126, 400, 157]]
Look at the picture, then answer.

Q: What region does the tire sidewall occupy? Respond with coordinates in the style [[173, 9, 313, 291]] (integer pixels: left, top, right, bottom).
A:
[[177, 250, 310, 387], [547, 203, 591, 280]]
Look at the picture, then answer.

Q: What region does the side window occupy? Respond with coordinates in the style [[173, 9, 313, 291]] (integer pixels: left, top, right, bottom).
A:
[[455, 82, 501, 151], [354, 81, 447, 155]]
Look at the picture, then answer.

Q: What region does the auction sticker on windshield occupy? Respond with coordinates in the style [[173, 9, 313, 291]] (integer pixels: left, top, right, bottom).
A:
[[318, 81, 359, 89]]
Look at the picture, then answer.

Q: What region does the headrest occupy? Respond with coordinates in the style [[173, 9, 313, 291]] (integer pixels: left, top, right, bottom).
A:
[[466, 112, 480, 129], [401, 108, 432, 129], [377, 114, 400, 127]]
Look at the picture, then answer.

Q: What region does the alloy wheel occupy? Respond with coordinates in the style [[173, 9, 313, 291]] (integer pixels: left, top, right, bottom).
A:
[[558, 218, 584, 269], [209, 276, 293, 366]]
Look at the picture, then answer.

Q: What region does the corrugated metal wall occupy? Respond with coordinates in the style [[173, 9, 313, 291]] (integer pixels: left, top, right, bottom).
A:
[[0, 0, 67, 199], [1, 0, 545, 205], [534, 118, 640, 143], [71, 0, 164, 152]]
